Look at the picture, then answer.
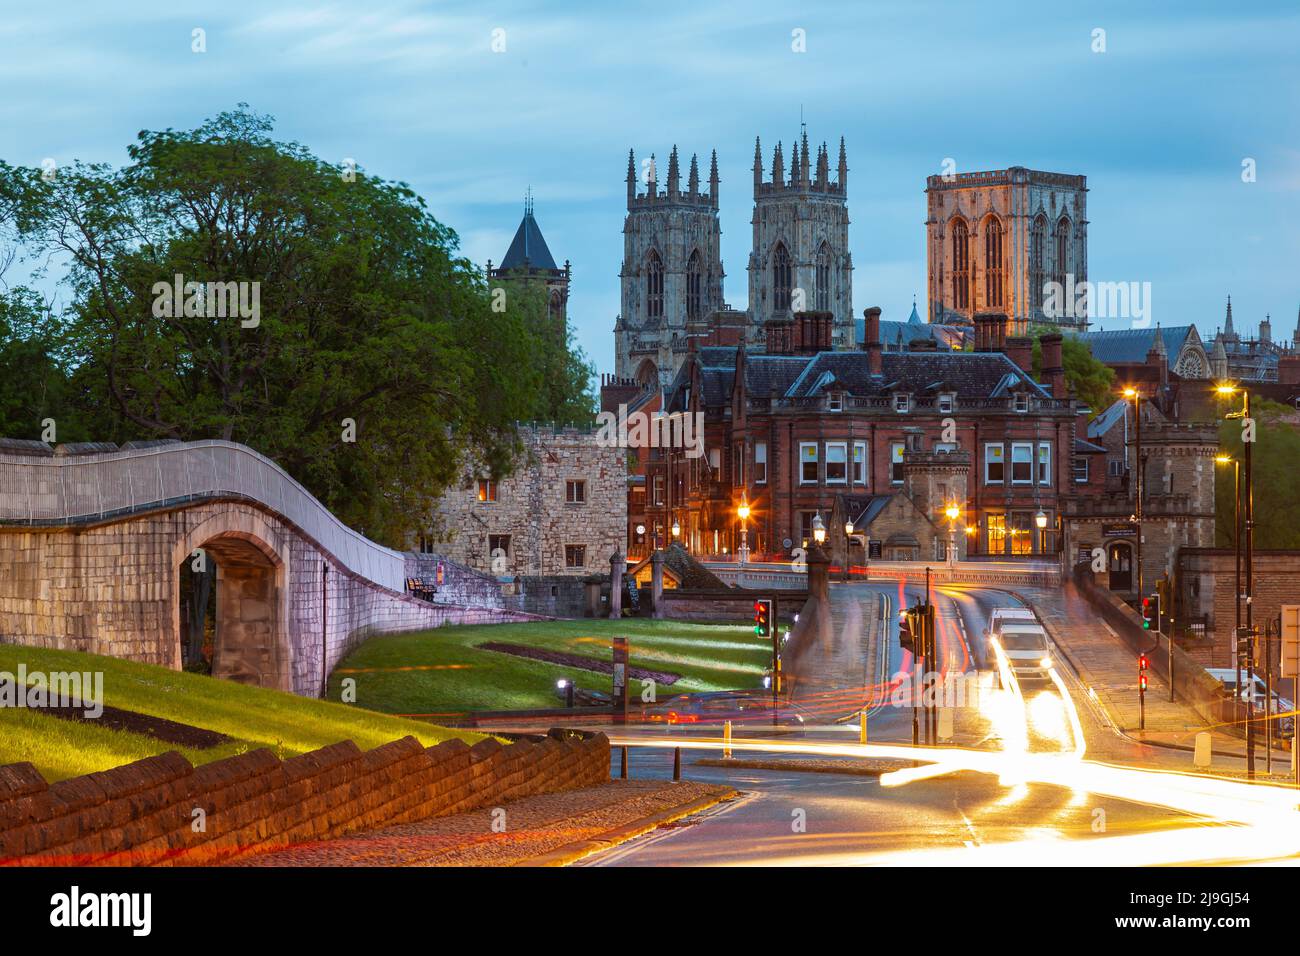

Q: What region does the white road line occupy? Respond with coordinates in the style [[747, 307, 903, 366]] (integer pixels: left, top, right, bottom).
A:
[[578, 790, 761, 866]]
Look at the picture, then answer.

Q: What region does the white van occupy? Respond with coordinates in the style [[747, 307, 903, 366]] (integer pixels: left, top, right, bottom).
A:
[[993, 623, 1054, 679]]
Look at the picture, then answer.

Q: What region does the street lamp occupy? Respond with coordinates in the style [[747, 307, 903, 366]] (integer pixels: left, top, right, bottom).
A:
[[811, 511, 826, 546], [944, 502, 960, 567], [1215, 453, 1243, 704], [843, 520, 854, 582], [1122, 386, 1144, 601], [671, 520, 680, 540], [737, 497, 751, 566]]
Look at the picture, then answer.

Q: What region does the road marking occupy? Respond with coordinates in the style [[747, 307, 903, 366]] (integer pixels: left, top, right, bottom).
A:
[[578, 791, 761, 866]]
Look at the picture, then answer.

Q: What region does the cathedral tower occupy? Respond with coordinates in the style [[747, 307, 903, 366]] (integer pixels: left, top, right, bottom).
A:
[[747, 130, 853, 349], [487, 194, 570, 338], [614, 146, 724, 387]]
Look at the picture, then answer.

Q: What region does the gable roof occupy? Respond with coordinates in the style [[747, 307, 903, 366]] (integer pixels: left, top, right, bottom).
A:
[[1070, 325, 1195, 364], [499, 210, 558, 271]]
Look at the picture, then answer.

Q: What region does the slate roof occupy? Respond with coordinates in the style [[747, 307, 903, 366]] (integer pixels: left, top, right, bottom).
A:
[[840, 493, 894, 530], [499, 211, 558, 271], [1070, 326, 1194, 364], [1087, 399, 1127, 439]]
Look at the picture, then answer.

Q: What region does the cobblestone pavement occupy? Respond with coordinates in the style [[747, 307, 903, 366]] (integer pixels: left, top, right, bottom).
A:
[[230, 779, 730, 867]]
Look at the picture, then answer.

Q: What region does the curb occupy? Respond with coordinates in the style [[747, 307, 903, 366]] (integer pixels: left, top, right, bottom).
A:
[[514, 787, 738, 867], [695, 757, 903, 777]]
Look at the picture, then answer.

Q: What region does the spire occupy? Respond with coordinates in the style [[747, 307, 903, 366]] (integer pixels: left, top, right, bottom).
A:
[[1151, 322, 1167, 357], [816, 142, 829, 187], [710, 149, 720, 207], [771, 141, 784, 184], [800, 124, 810, 184], [687, 152, 699, 196], [753, 137, 762, 189], [789, 140, 800, 186], [1224, 294, 1236, 340], [648, 152, 657, 192], [626, 148, 636, 203], [837, 136, 848, 190]]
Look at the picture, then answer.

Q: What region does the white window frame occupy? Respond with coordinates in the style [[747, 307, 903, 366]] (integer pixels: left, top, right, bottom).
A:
[[852, 441, 867, 485], [938, 393, 954, 414], [827, 392, 843, 412], [825, 441, 848, 485], [893, 393, 910, 414], [890, 441, 905, 485], [799, 442, 819, 485], [1037, 443, 1052, 486], [1014, 392, 1030, 413], [1011, 442, 1034, 485], [754, 442, 768, 484], [1073, 456, 1090, 484], [984, 443, 1005, 484]]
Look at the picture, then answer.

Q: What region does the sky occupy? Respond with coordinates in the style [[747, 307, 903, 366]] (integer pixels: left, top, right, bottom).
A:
[[1, 0, 1297, 376]]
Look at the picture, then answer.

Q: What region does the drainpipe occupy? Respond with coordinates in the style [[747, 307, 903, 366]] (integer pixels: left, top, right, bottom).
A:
[[321, 561, 329, 699]]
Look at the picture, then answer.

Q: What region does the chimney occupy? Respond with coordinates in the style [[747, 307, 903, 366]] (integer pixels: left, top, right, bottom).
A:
[[973, 312, 1008, 353], [1006, 336, 1033, 373], [1041, 333, 1066, 397], [1145, 327, 1168, 391], [793, 310, 833, 355], [863, 306, 883, 376], [764, 318, 794, 355]]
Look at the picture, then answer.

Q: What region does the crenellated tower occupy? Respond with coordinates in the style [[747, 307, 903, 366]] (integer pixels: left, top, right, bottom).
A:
[[747, 130, 853, 349], [614, 146, 725, 387]]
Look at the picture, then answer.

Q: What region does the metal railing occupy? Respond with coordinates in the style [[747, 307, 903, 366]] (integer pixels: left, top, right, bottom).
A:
[[0, 440, 406, 591]]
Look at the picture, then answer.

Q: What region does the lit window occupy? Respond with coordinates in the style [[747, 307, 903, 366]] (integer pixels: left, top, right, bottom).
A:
[[826, 442, 848, 484], [799, 442, 819, 484], [477, 480, 497, 502]]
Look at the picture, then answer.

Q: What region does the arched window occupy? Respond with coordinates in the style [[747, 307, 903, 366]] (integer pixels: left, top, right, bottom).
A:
[[1054, 217, 1072, 292], [548, 288, 563, 326], [1030, 215, 1047, 309], [984, 216, 1004, 309], [816, 243, 832, 311], [772, 242, 793, 312], [645, 249, 664, 320], [951, 219, 969, 311], [686, 249, 703, 322]]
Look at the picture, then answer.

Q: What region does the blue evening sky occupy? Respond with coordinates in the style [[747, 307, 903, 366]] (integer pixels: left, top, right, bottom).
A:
[[2, 0, 1296, 374]]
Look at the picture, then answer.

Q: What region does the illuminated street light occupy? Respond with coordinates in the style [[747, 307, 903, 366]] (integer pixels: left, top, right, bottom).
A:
[[671, 520, 680, 538], [737, 496, 751, 566], [843, 521, 854, 582], [811, 511, 826, 545], [1035, 510, 1048, 529]]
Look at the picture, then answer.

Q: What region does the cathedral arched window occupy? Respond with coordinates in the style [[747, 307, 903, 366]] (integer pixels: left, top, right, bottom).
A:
[[686, 249, 703, 322], [548, 288, 564, 328], [772, 242, 793, 312], [816, 243, 832, 311], [645, 249, 664, 320], [1030, 215, 1047, 309], [984, 216, 1004, 309], [1054, 217, 1072, 292], [951, 219, 970, 311]]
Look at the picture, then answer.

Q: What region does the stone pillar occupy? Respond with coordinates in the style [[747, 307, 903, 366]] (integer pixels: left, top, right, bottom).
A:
[[806, 544, 833, 643], [609, 552, 624, 620], [650, 549, 665, 619]]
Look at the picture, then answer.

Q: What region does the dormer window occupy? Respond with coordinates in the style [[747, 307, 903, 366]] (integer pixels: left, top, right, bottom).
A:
[[893, 393, 910, 414], [938, 392, 954, 414], [1014, 392, 1030, 413], [827, 391, 843, 412]]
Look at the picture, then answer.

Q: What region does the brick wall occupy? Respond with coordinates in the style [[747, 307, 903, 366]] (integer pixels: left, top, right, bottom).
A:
[[1177, 549, 1300, 670], [0, 729, 610, 866]]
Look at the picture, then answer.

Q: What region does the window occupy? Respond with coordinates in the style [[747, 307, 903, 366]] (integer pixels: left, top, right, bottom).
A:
[[646, 249, 664, 320], [565, 480, 586, 504], [488, 534, 511, 560], [890, 442, 905, 484], [987, 513, 1007, 554], [755, 442, 768, 484], [934, 538, 948, 561], [827, 392, 842, 412], [816, 243, 832, 311], [418, 535, 436, 555], [564, 545, 586, 569], [893, 393, 910, 413], [951, 219, 970, 311], [799, 442, 819, 484], [1073, 456, 1090, 483], [686, 249, 703, 321], [653, 475, 664, 506], [773, 242, 793, 312], [1014, 392, 1030, 413], [1107, 458, 1125, 478], [799, 512, 815, 549], [708, 447, 721, 472], [1037, 443, 1052, 486], [826, 442, 848, 484], [1030, 215, 1047, 309], [853, 442, 867, 485], [934, 441, 958, 454], [984, 443, 1004, 484], [477, 479, 497, 502], [938, 393, 954, 414], [1010, 512, 1033, 555], [984, 217, 1004, 308], [1054, 217, 1072, 292], [1011, 443, 1033, 485]]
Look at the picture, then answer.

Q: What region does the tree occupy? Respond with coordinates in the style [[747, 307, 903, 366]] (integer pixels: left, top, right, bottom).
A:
[[1216, 398, 1300, 550], [1030, 328, 1115, 411], [2, 106, 591, 546], [0, 288, 89, 443]]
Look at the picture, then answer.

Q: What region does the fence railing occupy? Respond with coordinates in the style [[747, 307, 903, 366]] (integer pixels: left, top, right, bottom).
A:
[[0, 440, 406, 591]]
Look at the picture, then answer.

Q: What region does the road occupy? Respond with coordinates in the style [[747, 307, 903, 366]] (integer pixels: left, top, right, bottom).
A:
[[573, 579, 1300, 867]]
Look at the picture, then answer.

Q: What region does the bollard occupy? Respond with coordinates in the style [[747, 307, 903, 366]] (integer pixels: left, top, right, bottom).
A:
[[723, 720, 732, 759], [1193, 731, 1212, 770], [859, 710, 868, 745], [620, 745, 628, 779], [938, 707, 954, 743], [673, 746, 681, 781]]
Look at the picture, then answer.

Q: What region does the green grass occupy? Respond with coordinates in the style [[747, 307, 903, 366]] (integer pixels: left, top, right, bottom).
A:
[[0, 645, 485, 782], [327, 618, 770, 715]]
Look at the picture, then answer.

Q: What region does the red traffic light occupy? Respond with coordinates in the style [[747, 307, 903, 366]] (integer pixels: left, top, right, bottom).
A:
[[1138, 654, 1149, 670], [1139, 674, 1148, 691]]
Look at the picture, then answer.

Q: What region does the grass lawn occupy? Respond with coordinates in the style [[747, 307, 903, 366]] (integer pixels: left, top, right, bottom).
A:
[[0, 645, 485, 782], [327, 618, 770, 715]]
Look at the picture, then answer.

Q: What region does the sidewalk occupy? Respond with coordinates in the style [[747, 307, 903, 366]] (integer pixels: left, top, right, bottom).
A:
[[229, 779, 732, 867]]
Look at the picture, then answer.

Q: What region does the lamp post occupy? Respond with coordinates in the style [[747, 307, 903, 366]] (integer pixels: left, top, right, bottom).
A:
[[1218, 383, 1255, 779], [737, 497, 751, 567], [812, 511, 826, 548], [1122, 387, 1144, 602], [1215, 454, 1241, 692], [843, 521, 854, 582], [1035, 509, 1048, 556], [945, 503, 960, 569]]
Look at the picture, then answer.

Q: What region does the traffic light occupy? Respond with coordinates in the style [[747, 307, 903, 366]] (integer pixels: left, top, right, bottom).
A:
[[1139, 672, 1148, 692], [1141, 595, 1158, 630], [753, 598, 773, 638], [898, 609, 915, 653], [1138, 653, 1149, 672]]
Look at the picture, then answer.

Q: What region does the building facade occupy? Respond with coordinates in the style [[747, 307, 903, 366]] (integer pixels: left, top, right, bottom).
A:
[[925, 167, 1089, 334]]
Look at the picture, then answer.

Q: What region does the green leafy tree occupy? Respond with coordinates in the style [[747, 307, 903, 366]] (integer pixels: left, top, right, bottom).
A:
[[2, 105, 590, 545], [1030, 328, 1115, 411], [1216, 397, 1300, 550]]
